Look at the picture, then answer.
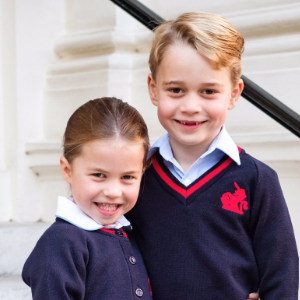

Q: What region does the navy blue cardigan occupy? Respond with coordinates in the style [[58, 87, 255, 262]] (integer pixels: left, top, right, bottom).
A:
[[127, 149, 299, 300], [22, 218, 153, 300]]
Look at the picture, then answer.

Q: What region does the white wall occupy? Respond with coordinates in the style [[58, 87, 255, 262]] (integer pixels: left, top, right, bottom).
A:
[[15, 0, 64, 222], [0, 0, 17, 222]]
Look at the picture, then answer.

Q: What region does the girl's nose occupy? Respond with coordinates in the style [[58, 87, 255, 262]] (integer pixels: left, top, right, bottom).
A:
[[102, 181, 122, 199]]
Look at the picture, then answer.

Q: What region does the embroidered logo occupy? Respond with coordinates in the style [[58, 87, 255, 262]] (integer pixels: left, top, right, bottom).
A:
[[220, 182, 248, 215]]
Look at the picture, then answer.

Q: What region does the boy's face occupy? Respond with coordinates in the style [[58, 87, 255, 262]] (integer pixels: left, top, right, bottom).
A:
[[60, 139, 144, 225], [148, 44, 243, 156]]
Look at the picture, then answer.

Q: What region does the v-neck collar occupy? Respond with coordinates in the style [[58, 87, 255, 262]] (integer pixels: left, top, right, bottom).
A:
[[151, 147, 242, 199]]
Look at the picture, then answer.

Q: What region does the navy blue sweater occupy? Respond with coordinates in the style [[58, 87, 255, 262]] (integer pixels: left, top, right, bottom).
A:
[[127, 149, 299, 300], [22, 218, 153, 300]]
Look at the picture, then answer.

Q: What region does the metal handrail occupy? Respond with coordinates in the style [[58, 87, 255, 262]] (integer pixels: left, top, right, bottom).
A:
[[110, 0, 300, 138]]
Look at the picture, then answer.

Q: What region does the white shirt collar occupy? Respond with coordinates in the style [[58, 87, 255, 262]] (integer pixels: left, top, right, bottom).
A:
[[148, 133, 173, 160], [202, 126, 241, 165], [55, 196, 131, 231], [149, 126, 241, 165]]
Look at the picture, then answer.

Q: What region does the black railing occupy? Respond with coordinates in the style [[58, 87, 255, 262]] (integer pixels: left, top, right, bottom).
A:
[[110, 0, 300, 138]]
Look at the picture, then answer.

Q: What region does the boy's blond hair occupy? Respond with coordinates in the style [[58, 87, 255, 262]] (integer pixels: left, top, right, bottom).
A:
[[149, 12, 244, 86]]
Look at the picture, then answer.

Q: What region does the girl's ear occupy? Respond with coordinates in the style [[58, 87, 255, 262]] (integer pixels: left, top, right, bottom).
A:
[[147, 74, 158, 106], [60, 156, 72, 184], [228, 78, 244, 110]]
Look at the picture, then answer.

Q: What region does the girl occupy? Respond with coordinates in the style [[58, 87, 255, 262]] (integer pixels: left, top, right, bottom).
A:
[[22, 97, 153, 300]]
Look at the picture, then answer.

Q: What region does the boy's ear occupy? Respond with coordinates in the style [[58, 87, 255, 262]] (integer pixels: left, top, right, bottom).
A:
[[147, 74, 158, 106], [60, 156, 72, 184], [228, 78, 244, 110]]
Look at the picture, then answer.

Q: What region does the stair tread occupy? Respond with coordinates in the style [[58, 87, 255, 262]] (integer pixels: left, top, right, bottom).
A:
[[0, 275, 31, 300]]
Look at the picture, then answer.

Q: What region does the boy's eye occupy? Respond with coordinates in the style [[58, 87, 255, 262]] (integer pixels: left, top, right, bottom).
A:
[[203, 89, 215, 95], [93, 173, 105, 178], [170, 88, 183, 94]]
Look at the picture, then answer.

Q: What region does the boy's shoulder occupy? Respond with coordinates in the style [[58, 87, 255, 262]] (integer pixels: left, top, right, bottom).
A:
[[239, 148, 278, 179]]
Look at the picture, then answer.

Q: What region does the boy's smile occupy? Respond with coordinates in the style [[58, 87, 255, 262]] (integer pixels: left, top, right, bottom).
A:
[[176, 120, 205, 128], [148, 44, 243, 162], [60, 139, 144, 225]]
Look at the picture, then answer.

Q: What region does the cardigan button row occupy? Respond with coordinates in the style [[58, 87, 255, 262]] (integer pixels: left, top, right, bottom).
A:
[[130, 256, 140, 297], [129, 256, 136, 265], [135, 288, 143, 297]]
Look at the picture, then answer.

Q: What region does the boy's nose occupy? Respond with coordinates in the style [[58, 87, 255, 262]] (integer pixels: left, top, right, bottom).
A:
[[180, 94, 201, 114]]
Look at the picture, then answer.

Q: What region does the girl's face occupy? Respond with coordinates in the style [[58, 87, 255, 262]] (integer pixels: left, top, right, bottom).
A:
[[60, 138, 145, 225]]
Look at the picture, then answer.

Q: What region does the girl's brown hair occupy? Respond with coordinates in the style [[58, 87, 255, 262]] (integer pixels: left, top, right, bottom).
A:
[[149, 12, 244, 87], [63, 97, 149, 168]]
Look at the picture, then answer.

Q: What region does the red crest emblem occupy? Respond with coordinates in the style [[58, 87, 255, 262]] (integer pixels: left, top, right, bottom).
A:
[[220, 182, 248, 215]]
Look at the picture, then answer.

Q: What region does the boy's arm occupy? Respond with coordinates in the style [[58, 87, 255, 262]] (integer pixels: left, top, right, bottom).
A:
[[22, 225, 88, 300], [250, 163, 299, 299]]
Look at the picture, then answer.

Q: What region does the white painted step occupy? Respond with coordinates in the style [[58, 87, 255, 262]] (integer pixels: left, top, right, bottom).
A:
[[0, 222, 50, 275], [0, 222, 51, 299], [0, 276, 31, 300]]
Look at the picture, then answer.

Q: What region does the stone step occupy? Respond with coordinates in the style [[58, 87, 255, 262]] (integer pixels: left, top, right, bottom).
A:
[[0, 275, 31, 300], [0, 222, 50, 276]]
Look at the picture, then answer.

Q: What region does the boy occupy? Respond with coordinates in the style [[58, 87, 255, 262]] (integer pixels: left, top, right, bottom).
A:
[[127, 12, 299, 299]]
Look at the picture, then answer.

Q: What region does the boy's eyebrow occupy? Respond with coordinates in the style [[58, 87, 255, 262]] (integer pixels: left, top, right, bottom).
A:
[[201, 82, 224, 88], [162, 80, 224, 87], [162, 80, 185, 86]]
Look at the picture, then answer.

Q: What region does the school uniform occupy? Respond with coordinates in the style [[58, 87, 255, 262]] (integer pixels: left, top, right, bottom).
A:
[[22, 197, 153, 300], [127, 128, 299, 300]]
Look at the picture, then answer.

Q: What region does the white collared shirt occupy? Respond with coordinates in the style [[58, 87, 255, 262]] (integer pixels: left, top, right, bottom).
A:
[[55, 196, 131, 231], [148, 127, 240, 186]]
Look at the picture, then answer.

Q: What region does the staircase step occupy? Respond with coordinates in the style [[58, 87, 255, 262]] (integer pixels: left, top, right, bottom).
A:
[[0, 275, 31, 300], [0, 222, 50, 275]]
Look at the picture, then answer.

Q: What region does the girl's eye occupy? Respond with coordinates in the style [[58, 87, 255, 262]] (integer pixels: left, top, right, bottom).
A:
[[122, 175, 133, 180], [93, 173, 105, 178]]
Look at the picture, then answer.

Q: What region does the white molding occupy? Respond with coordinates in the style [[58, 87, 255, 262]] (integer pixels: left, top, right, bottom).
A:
[[54, 28, 152, 59], [231, 131, 300, 162], [244, 34, 300, 56], [25, 142, 61, 179], [225, 3, 300, 38], [54, 28, 115, 59], [47, 52, 149, 78], [243, 51, 300, 74], [231, 130, 299, 144]]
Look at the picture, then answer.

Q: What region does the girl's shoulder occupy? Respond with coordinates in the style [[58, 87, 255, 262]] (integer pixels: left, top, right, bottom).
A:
[[37, 218, 90, 248]]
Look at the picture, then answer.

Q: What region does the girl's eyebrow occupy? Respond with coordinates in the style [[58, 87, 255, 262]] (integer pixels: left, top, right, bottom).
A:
[[89, 168, 140, 175], [89, 167, 106, 173], [121, 170, 140, 175]]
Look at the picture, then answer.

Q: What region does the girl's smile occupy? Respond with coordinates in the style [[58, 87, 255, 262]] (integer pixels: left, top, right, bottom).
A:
[[60, 138, 145, 225], [95, 202, 120, 215]]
